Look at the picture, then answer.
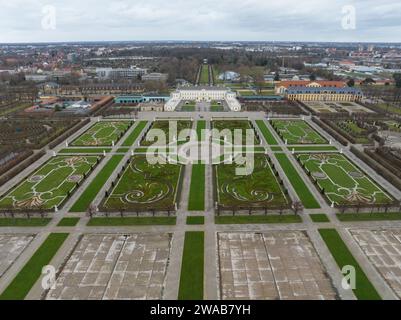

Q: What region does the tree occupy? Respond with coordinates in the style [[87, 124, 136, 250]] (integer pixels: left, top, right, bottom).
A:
[[347, 78, 355, 87], [309, 73, 316, 81], [361, 77, 376, 85], [393, 73, 401, 88], [292, 201, 304, 215], [274, 72, 280, 81]]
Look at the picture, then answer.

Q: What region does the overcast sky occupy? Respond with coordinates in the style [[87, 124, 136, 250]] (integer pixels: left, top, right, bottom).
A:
[[1, 0, 401, 43]]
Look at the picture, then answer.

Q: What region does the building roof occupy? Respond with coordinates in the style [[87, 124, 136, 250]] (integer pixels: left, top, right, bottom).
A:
[[178, 85, 229, 91], [277, 80, 347, 89], [286, 86, 363, 94]]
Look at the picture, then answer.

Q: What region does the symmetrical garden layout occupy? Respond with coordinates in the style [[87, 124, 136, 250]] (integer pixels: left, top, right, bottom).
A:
[[72, 121, 132, 146], [102, 155, 183, 212], [3, 116, 401, 302], [297, 153, 393, 206], [0, 156, 100, 210], [271, 120, 327, 144], [215, 154, 289, 210]]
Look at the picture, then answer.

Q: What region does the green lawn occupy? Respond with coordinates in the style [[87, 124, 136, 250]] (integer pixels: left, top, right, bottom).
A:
[[211, 104, 223, 112], [215, 215, 302, 224], [188, 120, 206, 211], [141, 120, 192, 146], [0, 233, 69, 300], [72, 121, 131, 146], [291, 146, 338, 152], [275, 153, 320, 209], [0, 156, 100, 210], [255, 120, 278, 145], [337, 213, 401, 222], [212, 120, 259, 145], [215, 154, 289, 209], [59, 148, 111, 154], [271, 120, 327, 144], [0, 218, 51, 227], [103, 155, 183, 211], [199, 65, 209, 85], [87, 217, 176, 226], [70, 155, 124, 212], [57, 217, 80, 227], [181, 103, 196, 112], [122, 121, 148, 146], [186, 216, 205, 225], [237, 90, 256, 96], [310, 214, 330, 223], [188, 165, 205, 211], [375, 103, 401, 115], [178, 232, 204, 300], [298, 153, 393, 206], [318, 229, 381, 300]]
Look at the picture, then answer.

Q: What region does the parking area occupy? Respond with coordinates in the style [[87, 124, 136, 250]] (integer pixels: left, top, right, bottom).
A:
[[350, 228, 401, 299], [0, 234, 34, 277], [45, 233, 172, 300], [218, 231, 338, 300]]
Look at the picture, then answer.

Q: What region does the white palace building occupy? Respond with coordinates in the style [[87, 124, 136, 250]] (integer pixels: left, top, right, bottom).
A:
[[164, 86, 241, 111]]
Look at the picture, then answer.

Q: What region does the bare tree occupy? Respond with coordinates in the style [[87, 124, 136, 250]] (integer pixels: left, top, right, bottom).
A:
[[292, 201, 304, 215]]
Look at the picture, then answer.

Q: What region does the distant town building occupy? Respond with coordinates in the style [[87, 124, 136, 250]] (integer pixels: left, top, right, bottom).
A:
[[114, 95, 170, 104], [275, 80, 362, 102], [218, 71, 240, 82], [275, 80, 347, 94], [286, 86, 363, 102], [142, 73, 168, 82], [96, 66, 148, 80]]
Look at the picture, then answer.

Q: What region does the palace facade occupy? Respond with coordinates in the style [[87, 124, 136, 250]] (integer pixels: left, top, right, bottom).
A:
[[164, 86, 241, 111]]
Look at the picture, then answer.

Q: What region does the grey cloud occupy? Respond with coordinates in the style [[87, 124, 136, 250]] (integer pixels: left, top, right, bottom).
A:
[[0, 0, 400, 42]]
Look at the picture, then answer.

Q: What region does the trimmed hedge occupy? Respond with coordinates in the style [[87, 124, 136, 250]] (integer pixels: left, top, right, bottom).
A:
[[312, 117, 348, 146], [0, 150, 46, 187], [350, 146, 401, 190]]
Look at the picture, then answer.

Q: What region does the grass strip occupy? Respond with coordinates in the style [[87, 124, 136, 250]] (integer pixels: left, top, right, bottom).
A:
[[0, 218, 51, 227], [0, 233, 69, 300], [188, 164, 205, 211], [256, 120, 278, 145], [310, 214, 330, 223], [57, 217, 80, 227], [87, 217, 176, 226], [291, 146, 338, 152], [215, 215, 302, 224], [186, 216, 205, 225], [122, 121, 148, 146], [70, 155, 124, 212], [337, 213, 401, 222], [178, 232, 204, 300], [59, 148, 111, 154], [318, 229, 381, 300], [275, 153, 320, 209]]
